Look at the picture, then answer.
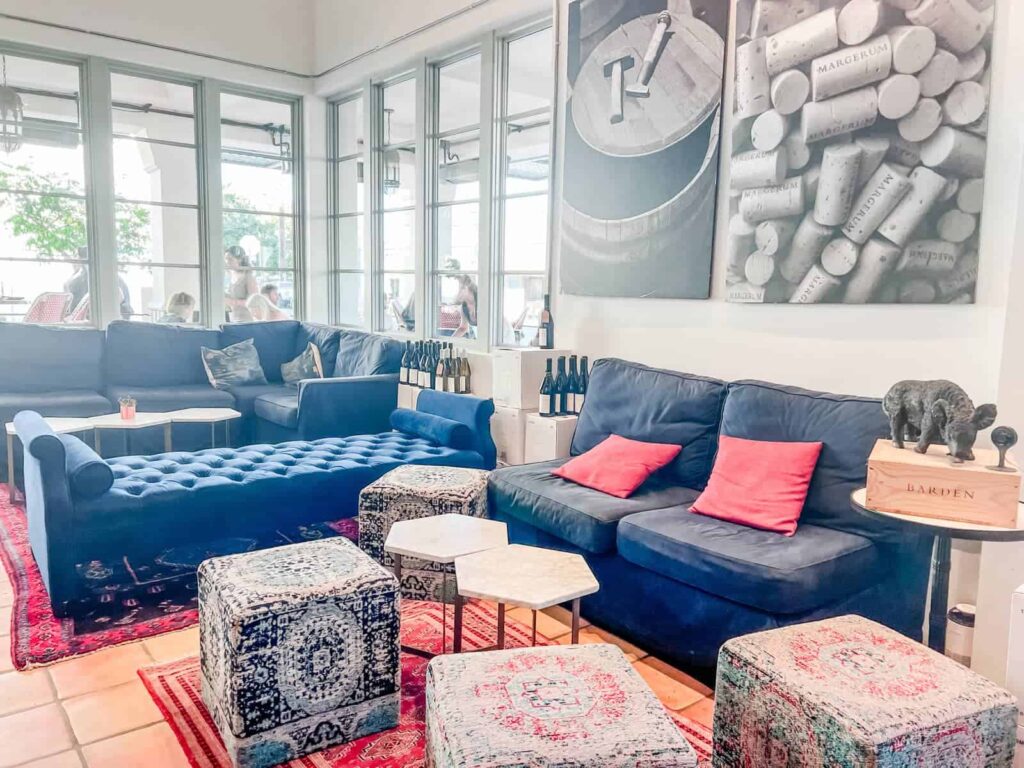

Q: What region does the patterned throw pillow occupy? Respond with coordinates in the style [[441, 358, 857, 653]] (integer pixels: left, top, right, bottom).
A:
[[281, 342, 324, 386], [201, 338, 268, 390]]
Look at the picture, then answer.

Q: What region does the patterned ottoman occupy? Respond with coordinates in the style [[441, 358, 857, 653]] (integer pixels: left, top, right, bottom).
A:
[[714, 615, 1018, 768], [359, 464, 489, 601], [425, 644, 697, 767], [198, 538, 400, 768]]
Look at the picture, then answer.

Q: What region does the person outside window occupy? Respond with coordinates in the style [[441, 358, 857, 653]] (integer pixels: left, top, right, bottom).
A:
[[224, 245, 257, 323]]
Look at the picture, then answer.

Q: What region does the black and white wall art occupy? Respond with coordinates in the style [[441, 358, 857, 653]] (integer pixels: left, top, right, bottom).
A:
[[726, 0, 993, 304], [560, 0, 730, 299]]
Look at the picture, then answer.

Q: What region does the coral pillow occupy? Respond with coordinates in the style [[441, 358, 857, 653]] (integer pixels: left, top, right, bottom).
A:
[[551, 435, 682, 499], [691, 435, 823, 536]]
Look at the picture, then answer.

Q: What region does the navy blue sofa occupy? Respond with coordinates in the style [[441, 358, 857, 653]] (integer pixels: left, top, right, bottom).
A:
[[488, 358, 932, 668], [15, 389, 496, 616]]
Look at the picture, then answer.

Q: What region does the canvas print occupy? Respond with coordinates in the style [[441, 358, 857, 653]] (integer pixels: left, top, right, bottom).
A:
[[560, 0, 730, 299], [726, 0, 992, 304]]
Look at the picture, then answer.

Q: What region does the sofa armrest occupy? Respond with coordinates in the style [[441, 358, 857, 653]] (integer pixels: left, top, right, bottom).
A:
[[415, 390, 497, 469], [296, 374, 399, 440]]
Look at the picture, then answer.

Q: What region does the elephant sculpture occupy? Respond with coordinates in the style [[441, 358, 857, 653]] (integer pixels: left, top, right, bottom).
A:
[[882, 380, 997, 463]]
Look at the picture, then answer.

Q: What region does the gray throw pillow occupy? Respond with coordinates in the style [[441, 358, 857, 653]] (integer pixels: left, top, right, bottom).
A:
[[201, 338, 268, 390], [281, 342, 324, 386]]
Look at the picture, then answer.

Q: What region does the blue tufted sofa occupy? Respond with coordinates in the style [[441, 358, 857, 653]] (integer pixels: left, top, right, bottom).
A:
[[15, 389, 495, 616], [1, 319, 404, 484], [488, 358, 933, 669]]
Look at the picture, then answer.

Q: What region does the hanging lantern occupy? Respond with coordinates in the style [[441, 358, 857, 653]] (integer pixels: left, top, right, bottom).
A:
[[0, 56, 23, 154]]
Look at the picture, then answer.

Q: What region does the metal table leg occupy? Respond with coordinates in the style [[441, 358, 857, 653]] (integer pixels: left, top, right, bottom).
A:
[[211, 422, 216, 449], [441, 569, 448, 654], [453, 592, 464, 653], [571, 598, 582, 644], [6, 431, 15, 504], [927, 534, 952, 653], [531, 609, 538, 646], [497, 603, 506, 649], [164, 423, 173, 452]]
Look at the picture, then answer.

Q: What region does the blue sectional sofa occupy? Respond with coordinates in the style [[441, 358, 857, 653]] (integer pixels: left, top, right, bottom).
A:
[[488, 359, 932, 668], [15, 390, 496, 616], [1, 320, 404, 483]]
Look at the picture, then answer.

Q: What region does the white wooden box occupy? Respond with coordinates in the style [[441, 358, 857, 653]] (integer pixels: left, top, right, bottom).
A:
[[397, 384, 420, 410], [491, 405, 533, 466], [525, 414, 578, 464], [491, 347, 571, 410]]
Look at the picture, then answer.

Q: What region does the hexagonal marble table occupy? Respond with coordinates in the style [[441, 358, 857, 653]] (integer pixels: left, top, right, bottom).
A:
[[455, 544, 599, 648], [385, 513, 508, 655]]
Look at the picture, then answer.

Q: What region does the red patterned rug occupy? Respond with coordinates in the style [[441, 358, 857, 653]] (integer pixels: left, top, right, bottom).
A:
[[140, 601, 713, 767]]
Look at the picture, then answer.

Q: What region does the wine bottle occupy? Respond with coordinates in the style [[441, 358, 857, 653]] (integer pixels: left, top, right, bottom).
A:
[[555, 356, 569, 416], [460, 353, 471, 394], [578, 355, 589, 413], [434, 346, 445, 390], [399, 341, 410, 385], [538, 293, 554, 349], [567, 355, 580, 415], [539, 359, 555, 417], [408, 342, 419, 388], [419, 343, 431, 389]]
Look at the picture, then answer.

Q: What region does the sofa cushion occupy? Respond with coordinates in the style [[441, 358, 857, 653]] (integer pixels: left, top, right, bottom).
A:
[[335, 330, 404, 377], [297, 323, 341, 378], [553, 435, 683, 499], [390, 408, 471, 449], [0, 324, 106, 393], [225, 384, 294, 417], [0, 391, 112, 421], [617, 507, 882, 614], [720, 380, 893, 538], [201, 339, 268, 390], [105, 321, 220, 387], [254, 392, 299, 429], [59, 434, 114, 499], [571, 359, 726, 490], [281, 342, 324, 385], [489, 459, 700, 554], [220, 320, 300, 383], [106, 385, 234, 412]]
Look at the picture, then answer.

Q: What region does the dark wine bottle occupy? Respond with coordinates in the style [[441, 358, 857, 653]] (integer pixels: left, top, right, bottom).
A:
[[419, 342, 431, 389], [567, 355, 580, 415], [538, 293, 554, 349], [578, 356, 589, 413], [555, 356, 569, 415], [460, 353, 472, 395], [434, 345, 445, 390], [408, 342, 420, 388], [539, 358, 555, 417], [400, 341, 411, 385]]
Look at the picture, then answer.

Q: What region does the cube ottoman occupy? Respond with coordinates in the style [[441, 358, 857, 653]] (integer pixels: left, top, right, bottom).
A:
[[199, 538, 400, 768], [359, 464, 489, 601], [425, 644, 697, 767], [714, 614, 1018, 767]]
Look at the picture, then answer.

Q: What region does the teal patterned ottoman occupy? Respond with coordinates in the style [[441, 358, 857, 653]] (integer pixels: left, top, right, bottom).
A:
[[358, 465, 489, 602], [714, 615, 1018, 768], [425, 644, 697, 767], [198, 538, 400, 768]]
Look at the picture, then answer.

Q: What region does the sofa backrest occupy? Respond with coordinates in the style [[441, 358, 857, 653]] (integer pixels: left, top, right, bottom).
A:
[[105, 321, 221, 387], [296, 322, 341, 378], [571, 358, 726, 490], [719, 380, 892, 538], [0, 324, 106, 393], [220, 320, 300, 383], [334, 329, 404, 378]]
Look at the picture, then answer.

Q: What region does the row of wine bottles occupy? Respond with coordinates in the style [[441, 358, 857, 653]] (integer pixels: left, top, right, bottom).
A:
[[539, 354, 589, 417], [399, 340, 473, 394]]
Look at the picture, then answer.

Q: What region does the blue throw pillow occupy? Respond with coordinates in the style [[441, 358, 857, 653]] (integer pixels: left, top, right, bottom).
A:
[[390, 408, 472, 449], [58, 434, 114, 499], [201, 339, 268, 390], [281, 342, 324, 386]]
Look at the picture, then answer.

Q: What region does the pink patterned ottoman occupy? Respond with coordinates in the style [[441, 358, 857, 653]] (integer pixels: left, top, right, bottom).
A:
[[425, 644, 697, 767], [713, 615, 1018, 768]]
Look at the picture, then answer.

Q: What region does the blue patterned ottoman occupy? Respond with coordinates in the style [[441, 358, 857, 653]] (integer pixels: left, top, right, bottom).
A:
[[425, 644, 697, 767], [358, 464, 489, 602], [198, 538, 400, 768], [714, 615, 1018, 768]]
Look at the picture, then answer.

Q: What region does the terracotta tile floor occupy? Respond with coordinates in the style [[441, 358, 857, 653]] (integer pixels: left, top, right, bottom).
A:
[[0, 570, 715, 767]]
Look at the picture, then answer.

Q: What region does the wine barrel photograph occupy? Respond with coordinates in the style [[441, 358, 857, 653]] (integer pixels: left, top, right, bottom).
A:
[[725, 0, 995, 305], [560, 0, 731, 299]]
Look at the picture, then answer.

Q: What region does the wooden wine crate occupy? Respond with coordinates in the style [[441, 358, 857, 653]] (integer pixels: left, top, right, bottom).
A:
[[866, 439, 1021, 527]]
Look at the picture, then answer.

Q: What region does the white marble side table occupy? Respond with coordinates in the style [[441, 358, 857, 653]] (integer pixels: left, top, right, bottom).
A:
[[455, 544, 599, 648], [167, 408, 242, 448], [88, 412, 174, 455]]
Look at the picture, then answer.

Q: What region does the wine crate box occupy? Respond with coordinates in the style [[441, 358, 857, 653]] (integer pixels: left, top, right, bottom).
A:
[[397, 384, 420, 410], [866, 439, 1021, 527], [525, 414, 578, 464], [492, 347, 571, 410], [491, 405, 533, 466], [465, 351, 493, 398]]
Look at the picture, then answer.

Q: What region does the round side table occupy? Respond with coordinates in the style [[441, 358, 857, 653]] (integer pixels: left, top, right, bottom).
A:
[[850, 488, 1024, 653]]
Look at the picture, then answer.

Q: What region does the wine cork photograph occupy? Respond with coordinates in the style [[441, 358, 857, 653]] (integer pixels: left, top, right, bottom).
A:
[[726, 0, 994, 305], [561, 0, 730, 298]]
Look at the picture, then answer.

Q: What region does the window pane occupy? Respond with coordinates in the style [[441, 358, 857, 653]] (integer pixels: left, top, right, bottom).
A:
[[381, 146, 416, 210], [0, 192, 87, 260], [503, 195, 548, 271], [249, 270, 295, 319], [6, 55, 81, 126], [506, 120, 550, 195], [113, 139, 198, 205], [336, 96, 363, 158], [224, 212, 295, 270], [382, 210, 415, 270], [439, 54, 481, 133], [221, 93, 292, 156], [116, 203, 198, 266], [434, 273, 478, 338], [0, 259, 89, 324], [382, 79, 415, 146], [0, 141, 86, 194], [337, 158, 363, 214], [111, 74, 196, 144], [436, 203, 479, 272], [336, 272, 365, 326], [437, 130, 480, 203], [120, 264, 202, 323], [507, 28, 553, 115], [381, 272, 415, 332], [222, 161, 293, 214], [500, 273, 546, 347], [335, 215, 364, 270]]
